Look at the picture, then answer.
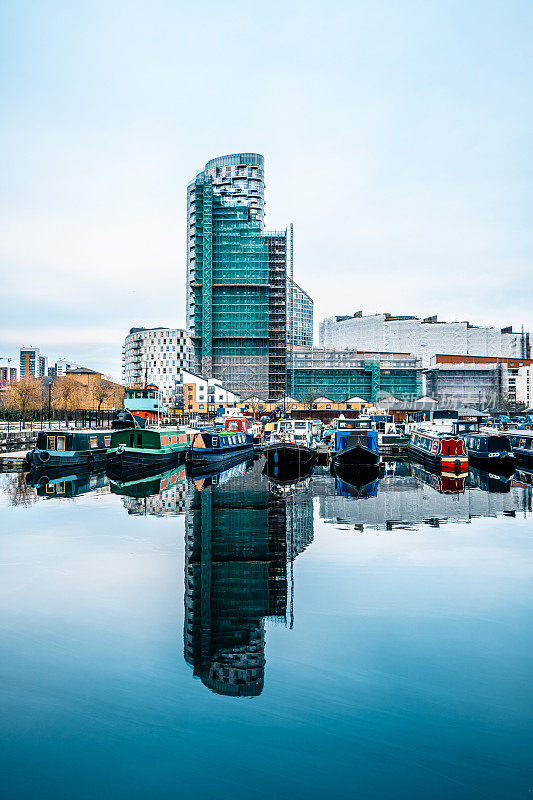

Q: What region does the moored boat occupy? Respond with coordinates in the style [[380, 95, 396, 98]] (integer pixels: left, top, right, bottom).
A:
[[461, 432, 515, 473], [331, 419, 379, 468], [25, 429, 112, 472], [106, 426, 189, 477], [186, 428, 254, 469], [123, 384, 162, 426], [506, 430, 533, 469], [408, 428, 468, 475], [263, 419, 316, 476]]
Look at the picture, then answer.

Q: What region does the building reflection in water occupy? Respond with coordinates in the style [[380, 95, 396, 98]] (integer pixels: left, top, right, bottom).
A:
[[183, 458, 313, 697]]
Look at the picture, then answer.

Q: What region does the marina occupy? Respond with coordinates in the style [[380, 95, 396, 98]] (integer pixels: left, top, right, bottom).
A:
[[1, 453, 532, 798]]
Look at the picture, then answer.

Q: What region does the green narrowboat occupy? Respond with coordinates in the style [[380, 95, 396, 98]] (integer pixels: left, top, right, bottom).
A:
[[106, 426, 190, 476], [25, 429, 112, 472]]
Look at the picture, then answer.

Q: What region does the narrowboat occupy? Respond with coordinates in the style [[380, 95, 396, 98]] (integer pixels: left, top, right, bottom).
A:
[[106, 426, 189, 476], [186, 428, 254, 469], [461, 432, 515, 473], [25, 429, 112, 472], [264, 419, 316, 475], [408, 428, 468, 475], [331, 419, 379, 468], [507, 430, 533, 469]]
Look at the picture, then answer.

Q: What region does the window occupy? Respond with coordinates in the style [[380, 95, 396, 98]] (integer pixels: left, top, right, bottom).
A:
[[57, 436, 66, 451], [46, 436, 55, 450]]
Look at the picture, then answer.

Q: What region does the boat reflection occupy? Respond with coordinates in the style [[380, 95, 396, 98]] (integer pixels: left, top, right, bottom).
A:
[[110, 464, 187, 516], [410, 462, 467, 494], [331, 463, 380, 499], [263, 455, 315, 489], [467, 465, 512, 494], [183, 458, 313, 697], [26, 468, 109, 498], [187, 454, 255, 491]]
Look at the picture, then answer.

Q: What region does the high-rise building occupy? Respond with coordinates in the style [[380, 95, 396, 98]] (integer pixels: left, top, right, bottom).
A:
[[186, 153, 265, 336], [122, 327, 190, 407], [19, 346, 47, 378], [0, 358, 17, 387], [287, 279, 313, 348], [187, 153, 312, 400]]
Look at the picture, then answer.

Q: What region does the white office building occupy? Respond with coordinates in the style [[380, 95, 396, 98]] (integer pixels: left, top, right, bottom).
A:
[[319, 312, 529, 368], [122, 327, 190, 406], [288, 280, 313, 348]]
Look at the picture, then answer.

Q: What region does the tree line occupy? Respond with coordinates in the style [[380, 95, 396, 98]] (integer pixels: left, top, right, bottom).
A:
[[2, 375, 124, 424]]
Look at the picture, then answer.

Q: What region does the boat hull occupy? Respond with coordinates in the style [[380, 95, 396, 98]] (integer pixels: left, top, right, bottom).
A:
[[514, 448, 533, 469], [186, 442, 254, 469], [26, 448, 107, 472], [332, 444, 379, 468], [467, 453, 516, 474], [106, 447, 184, 479], [408, 445, 468, 475]]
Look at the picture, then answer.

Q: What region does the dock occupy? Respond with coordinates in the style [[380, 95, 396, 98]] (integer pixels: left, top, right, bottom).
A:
[[0, 450, 29, 473]]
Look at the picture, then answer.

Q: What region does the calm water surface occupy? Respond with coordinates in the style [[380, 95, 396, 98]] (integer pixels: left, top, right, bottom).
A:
[[1, 460, 532, 799]]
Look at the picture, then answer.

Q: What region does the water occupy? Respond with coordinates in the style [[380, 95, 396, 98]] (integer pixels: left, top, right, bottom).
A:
[[1, 459, 532, 799]]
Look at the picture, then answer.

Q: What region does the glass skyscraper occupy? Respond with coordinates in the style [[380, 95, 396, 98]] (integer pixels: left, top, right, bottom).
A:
[[186, 153, 312, 399]]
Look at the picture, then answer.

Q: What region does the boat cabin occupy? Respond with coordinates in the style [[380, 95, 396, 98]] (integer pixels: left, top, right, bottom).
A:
[[462, 433, 512, 457], [224, 417, 248, 433], [36, 430, 112, 453], [124, 384, 161, 423], [337, 418, 373, 431], [507, 430, 533, 451], [110, 427, 188, 450], [334, 426, 378, 454]]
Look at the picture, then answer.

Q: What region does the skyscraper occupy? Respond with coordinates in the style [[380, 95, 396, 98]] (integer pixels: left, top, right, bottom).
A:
[[186, 153, 311, 399]]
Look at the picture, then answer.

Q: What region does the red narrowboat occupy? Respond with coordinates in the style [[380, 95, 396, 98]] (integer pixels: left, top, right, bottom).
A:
[[408, 429, 468, 475]]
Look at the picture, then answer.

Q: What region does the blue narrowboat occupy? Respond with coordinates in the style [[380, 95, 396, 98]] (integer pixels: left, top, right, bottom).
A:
[[461, 432, 515, 472], [507, 430, 533, 469], [187, 428, 254, 469], [332, 419, 379, 468], [25, 429, 112, 472]]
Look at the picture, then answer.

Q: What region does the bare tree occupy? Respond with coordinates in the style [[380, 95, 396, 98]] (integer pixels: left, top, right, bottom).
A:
[[53, 376, 87, 426], [297, 387, 321, 416], [91, 374, 123, 411], [5, 376, 42, 425]]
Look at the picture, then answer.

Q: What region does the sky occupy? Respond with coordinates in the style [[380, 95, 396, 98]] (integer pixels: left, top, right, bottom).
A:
[[1, 0, 532, 380]]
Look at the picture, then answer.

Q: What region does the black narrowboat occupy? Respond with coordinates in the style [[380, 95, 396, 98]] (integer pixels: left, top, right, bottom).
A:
[[507, 430, 533, 469], [461, 432, 515, 473], [25, 429, 112, 472]]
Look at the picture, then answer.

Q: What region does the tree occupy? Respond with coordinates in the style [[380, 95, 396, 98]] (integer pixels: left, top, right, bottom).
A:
[[52, 376, 87, 426], [91, 374, 123, 411], [297, 387, 321, 416], [5, 376, 42, 425]]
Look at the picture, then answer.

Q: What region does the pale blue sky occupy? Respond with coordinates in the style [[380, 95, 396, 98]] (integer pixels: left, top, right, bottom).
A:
[[1, 0, 532, 379]]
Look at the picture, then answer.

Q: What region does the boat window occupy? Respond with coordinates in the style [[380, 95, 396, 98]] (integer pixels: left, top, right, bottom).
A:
[[137, 433, 143, 447], [129, 434, 135, 447], [104, 436, 111, 447], [46, 436, 55, 450], [212, 437, 218, 447], [56, 436, 66, 451], [90, 437, 98, 449]]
